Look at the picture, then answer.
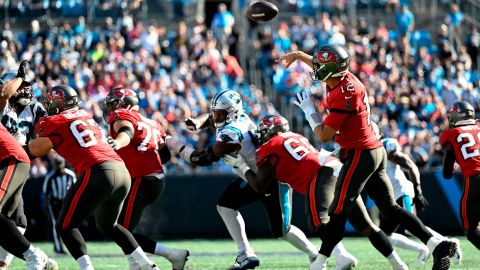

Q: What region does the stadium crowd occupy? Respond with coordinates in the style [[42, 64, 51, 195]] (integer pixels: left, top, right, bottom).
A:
[[257, 3, 479, 168], [0, 1, 479, 175]]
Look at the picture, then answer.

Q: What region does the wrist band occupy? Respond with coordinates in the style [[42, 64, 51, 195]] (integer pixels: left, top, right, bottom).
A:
[[307, 112, 322, 131]]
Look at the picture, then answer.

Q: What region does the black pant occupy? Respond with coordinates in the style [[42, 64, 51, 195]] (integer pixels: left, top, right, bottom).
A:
[[319, 147, 432, 257], [460, 174, 480, 250], [48, 198, 64, 253], [56, 161, 139, 259], [218, 178, 293, 238]]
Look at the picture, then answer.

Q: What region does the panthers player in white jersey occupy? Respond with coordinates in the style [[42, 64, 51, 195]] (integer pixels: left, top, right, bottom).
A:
[[371, 123, 462, 265], [167, 90, 321, 270], [0, 61, 48, 269]]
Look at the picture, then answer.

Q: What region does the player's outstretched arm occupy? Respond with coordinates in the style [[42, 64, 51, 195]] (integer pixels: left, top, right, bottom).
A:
[[442, 143, 456, 179], [185, 113, 214, 131], [108, 120, 135, 150], [25, 137, 54, 159], [0, 60, 30, 112], [224, 154, 275, 194], [278, 51, 314, 69], [166, 137, 238, 166], [294, 91, 336, 142]]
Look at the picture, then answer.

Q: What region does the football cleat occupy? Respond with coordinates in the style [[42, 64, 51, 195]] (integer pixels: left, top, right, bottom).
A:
[[430, 240, 457, 270], [166, 248, 190, 270], [128, 255, 141, 270], [334, 252, 358, 270], [310, 254, 328, 270], [413, 245, 430, 265], [25, 248, 59, 270], [228, 250, 260, 270], [450, 238, 462, 265], [140, 264, 160, 270]]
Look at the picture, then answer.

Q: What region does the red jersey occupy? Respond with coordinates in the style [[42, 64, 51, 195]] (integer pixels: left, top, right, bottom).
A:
[[440, 124, 480, 177], [323, 72, 381, 150], [0, 124, 29, 163], [108, 109, 165, 178], [257, 132, 327, 195], [36, 109, 123, 174]]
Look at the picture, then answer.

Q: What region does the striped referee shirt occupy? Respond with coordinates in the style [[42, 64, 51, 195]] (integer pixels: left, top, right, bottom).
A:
[[42, 168, 77, 200]]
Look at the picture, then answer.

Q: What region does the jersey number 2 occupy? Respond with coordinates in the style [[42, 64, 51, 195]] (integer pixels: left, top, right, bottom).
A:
[[457, 132, 480, 160]]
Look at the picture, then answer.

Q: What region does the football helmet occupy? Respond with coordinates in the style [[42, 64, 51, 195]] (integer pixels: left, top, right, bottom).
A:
[[210, 90, 243, 128], [104, 87, 138, 116], [257, 115, 289, 145], [311, 44, 350, 82], [0, 71, 33, 107], [447, 101, 476, 128], [45, 85, 79, 115]]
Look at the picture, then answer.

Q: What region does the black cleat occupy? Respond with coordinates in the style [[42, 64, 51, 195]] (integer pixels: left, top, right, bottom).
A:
[[432, 240, 457, 270]]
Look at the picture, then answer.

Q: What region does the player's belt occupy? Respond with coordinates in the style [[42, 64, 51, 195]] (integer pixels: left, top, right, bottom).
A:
[[146, 172, 165, 180]]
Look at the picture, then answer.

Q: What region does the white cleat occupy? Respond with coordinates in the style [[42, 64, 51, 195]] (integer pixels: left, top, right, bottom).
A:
[[334, 252, 358, 270], [228, 250, 260, 270], [128, 256, 142, 270], [413, 245, 430, 265], [450, 238, 462, 265], [25, 248, 59, 270], [140, 264, 160, 270], [166, 248, 189, 270], [310, 254, 328, 270]]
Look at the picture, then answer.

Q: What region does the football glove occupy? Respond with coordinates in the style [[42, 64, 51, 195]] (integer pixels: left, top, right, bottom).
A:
[[413, 185, 429, 212], [223, 154, 250, 175], [185, 118, 201, 132], [16, 60, 29, 82], [106, 136, 120, 150], [165, 135, 195, 161], [293, 90, 322, 131]]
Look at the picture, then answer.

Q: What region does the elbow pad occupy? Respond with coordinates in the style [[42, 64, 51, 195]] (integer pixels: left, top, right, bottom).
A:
[[118, 126, 134, 140], [22, 145, 37, 160], [190, 146, 220, 166], [159, 146, 171, 164]]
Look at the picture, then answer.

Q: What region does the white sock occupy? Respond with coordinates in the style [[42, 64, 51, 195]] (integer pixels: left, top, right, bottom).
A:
[[76, 255, 94, 270], [22, 245, 37, 258], [389, 233, 427, 252], [130, 247, 153, 267], [426, 227, 446, 240], [387, 250, 405, 266], [217, 205, 253, 253], [332, 242, 348, 257], [154, 242, 171, 257], [280, 225, 318, 258], [0, 227, 26, 265]]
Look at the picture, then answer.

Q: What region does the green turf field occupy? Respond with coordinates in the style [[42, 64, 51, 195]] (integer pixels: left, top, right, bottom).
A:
[[9, 237, 478, 269]]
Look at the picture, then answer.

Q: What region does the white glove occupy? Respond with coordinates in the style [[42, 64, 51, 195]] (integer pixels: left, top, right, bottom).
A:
[[293, 90, 322, 131], [106, 136, 120, 150], [165, 135, 195, 161], [184, 118, 201, 132], [223, 154, 251, 175]]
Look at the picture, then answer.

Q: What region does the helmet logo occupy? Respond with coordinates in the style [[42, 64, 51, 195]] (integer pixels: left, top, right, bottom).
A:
[[317, 51, 337, 64], [49, 89, 64, 101]]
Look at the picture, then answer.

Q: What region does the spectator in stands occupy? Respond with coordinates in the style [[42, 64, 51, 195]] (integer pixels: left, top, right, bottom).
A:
[[395, 5, 415, 38], [211, 3, 235, 56], [445, 3, 464, 50]]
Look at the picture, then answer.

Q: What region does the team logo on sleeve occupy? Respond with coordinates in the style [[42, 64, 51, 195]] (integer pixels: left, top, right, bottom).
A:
[[220, 134, 234, 143]]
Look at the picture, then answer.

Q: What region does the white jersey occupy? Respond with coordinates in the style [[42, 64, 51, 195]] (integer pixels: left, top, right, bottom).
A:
[[216, 113, 258, 179], [0, 101, 47, 145], [381, 138, 415, 200]]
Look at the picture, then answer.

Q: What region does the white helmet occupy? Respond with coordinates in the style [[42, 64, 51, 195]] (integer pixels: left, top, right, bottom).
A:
[[210, 90, 243, 128]]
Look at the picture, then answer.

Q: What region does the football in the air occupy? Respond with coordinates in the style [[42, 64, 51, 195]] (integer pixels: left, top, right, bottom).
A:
[[246, 1, 278, 22]]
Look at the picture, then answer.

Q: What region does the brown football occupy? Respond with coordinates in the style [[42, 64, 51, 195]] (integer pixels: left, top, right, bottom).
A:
[[246, 1, 278, 22]]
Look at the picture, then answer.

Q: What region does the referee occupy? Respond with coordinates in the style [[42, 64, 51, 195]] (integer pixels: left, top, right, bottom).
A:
[[42, 157, 76, 254]]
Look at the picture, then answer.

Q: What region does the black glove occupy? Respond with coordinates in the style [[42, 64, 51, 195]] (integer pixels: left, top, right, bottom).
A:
[[184, 118, 200, 131], [16, 60, 29, 81], [413, 185, 429, 212]]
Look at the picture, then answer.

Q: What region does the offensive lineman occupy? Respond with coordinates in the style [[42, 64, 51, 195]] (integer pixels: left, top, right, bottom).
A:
[[0, 60, 47, 269], [25, 85, 160, 270], [440, 101, 480, 250], [224, 115, 415, 270], [280, 44, 457, 270], [167, 90, 325, 269], [104, 87, 189, 270]]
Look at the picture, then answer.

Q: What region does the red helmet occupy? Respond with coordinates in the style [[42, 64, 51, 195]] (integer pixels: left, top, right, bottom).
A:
[[257, 115, 289, 145], [104, 87, 138, 115], [46, 85, 79, 115]]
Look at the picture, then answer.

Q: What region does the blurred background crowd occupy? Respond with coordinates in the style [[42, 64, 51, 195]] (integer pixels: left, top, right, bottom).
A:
[[0, 0, 479, 177]]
